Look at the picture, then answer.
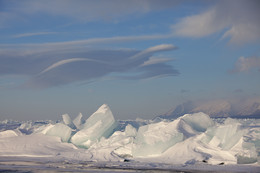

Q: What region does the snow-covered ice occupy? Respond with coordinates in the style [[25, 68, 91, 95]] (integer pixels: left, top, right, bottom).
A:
[[0, 104, 259, 172]]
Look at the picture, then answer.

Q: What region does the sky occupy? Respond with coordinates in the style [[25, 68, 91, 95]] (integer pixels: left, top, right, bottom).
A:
[[0, 0, 260, 121]]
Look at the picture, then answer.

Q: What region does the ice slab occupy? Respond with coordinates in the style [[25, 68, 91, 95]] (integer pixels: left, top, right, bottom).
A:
[[62, 114, 76, 129], [73, 113, 84, 129], [133, 120, 183, 157], [88, 124, 137, 159], [125, 124, 137, 137], [181, 112, 214, 132], [71, 104, 117, 148], [45, 123, 72, 142], [202, 118, 247, 150], [0, 109, 259, 166]]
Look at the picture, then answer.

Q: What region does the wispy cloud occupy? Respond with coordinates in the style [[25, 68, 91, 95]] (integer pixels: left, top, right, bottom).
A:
[[172, 0, 260, 45], [0, 34, 173, 51], [141, 57, 173, 67], [130, 44, 177, 60], [13, 32, 57, 38], [39, 58, 109, 74], [231, 56, 260, 73]]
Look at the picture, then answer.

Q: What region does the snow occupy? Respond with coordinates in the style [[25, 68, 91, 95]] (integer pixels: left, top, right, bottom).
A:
[[0, 133, 88, 159], [0, 104, 259, 172], [0, 129, 21, 138]]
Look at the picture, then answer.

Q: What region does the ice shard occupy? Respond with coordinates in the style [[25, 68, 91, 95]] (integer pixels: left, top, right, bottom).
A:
[[70, 104, 117, 148], [73, 113, 84, 130], [45, 123, 72, 142]]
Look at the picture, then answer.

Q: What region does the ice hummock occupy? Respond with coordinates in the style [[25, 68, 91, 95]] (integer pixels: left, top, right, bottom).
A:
[[70, 104, 117, 148], [0, 105, 259, 168], [45, 123, 72, 142], [181, 112, 214, 132], [133, 120, 183, 157], [88, 124, 137, 161]]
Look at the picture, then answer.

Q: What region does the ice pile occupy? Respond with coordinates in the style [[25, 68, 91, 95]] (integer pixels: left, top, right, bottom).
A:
[[71, 104, 117, 148], [39, 104, 117, 148], [0, 104, 259, 166], [44, 123, 72, 142], [132, 120, 183, 157]]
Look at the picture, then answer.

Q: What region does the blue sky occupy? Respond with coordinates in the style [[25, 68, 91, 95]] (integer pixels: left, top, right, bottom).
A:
[[0, 0, 260, 120]]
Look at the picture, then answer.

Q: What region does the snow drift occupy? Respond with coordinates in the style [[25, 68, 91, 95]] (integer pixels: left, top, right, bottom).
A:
[[0, 104, 259, 166]]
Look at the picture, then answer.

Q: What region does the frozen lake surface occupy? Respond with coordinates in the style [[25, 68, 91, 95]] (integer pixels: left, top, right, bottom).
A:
[[0, 105, 259, 172], [0, 159, 259, 173]]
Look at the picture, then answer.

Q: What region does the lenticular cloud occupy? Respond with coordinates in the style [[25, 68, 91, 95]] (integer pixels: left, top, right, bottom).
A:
[[0, 44, 178, 88]]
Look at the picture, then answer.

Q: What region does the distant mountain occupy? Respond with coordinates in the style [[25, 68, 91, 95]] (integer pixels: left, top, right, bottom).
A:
[[158, 98, 260, 119]]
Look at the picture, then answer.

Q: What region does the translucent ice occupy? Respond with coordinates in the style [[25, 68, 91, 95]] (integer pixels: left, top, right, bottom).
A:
[[73, 113, 84, 130], [181, 112, 214, 132], [45, 123, 72, 142], [88, 124, 137, 159], [62, 114, 76, 129], [132, 120, 183, 157], [1, 108, 259, 166], [71, 104, 117, 148], [202, 118, 247, 150], [125, 124, 137, 137]]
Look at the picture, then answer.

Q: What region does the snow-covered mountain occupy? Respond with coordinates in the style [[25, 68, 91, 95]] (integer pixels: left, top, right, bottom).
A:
[[159, 98, 260, 119]]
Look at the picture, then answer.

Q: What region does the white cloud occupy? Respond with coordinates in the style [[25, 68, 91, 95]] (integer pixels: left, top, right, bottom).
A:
[[141, 57, 173, 67], [39, 58, 108, 74], [172, 0, 260, 45], [130, 44, 177, 60], [0, 34, 172, 52], [231, 56, 260, 73], [172, 8, 227, 38], [221, 23, 260, 44]]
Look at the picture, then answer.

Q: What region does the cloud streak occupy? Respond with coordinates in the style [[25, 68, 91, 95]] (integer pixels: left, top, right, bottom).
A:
[[0, 34, 173, 51], [12, 32, 57, 38], [141, 57, 173, 67], [39, 58, 109, 75]]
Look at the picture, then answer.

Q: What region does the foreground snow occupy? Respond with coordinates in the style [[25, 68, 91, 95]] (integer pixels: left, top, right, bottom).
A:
[[0, 104, 259, 172]]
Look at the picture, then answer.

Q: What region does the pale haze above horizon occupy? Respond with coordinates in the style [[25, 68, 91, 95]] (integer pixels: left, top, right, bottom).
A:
[[0, 0, 260, 121]]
